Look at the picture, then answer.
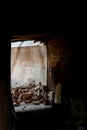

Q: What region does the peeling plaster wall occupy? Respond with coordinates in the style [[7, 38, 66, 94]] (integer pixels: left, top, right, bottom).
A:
[[11, 45, 47, 87]]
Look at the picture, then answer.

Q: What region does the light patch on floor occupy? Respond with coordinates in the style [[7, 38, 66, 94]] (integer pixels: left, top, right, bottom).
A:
[[14, 103, 51, 112]]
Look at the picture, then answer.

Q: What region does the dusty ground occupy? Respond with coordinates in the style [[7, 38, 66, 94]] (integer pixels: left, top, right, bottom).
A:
[[14, 103, 51, 112]]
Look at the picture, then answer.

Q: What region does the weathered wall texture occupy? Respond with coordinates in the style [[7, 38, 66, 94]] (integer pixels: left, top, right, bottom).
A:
[[47, 35, 72, 91], [11, 45, 47, 87]]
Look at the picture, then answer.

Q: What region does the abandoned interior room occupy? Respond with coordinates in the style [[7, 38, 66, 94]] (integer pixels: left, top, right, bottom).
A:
[[0, 27, 87, 130]]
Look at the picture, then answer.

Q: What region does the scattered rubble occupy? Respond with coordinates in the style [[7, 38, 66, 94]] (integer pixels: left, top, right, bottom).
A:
[[11, 82, 53, 106]]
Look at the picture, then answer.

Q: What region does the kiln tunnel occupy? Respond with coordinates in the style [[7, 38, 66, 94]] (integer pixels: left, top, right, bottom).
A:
[[11, 40, 52, 112]]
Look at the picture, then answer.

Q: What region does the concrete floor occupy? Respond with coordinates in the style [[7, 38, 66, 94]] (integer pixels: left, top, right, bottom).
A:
[[14, 103, 51, 112], [13, 104, 83, 130]]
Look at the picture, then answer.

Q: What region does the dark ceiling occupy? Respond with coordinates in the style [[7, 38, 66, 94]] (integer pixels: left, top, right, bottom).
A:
[[11, 33, 62, 42], [10, 22, 74, 42]]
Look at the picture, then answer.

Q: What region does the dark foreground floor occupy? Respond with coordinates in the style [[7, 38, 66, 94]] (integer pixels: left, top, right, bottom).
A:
[[14, 106, 66, 130], [13, 106, 86, 130]]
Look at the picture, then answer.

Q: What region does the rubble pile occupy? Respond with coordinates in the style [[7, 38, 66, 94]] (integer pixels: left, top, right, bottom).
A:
[[11, 82, 53, 106]]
